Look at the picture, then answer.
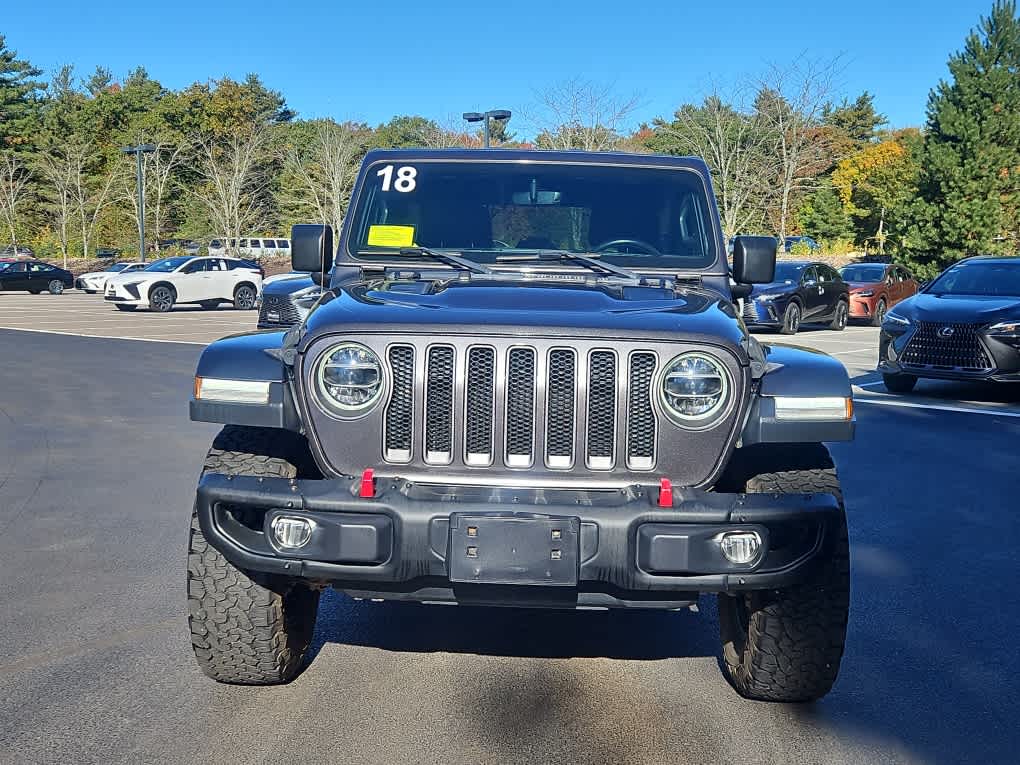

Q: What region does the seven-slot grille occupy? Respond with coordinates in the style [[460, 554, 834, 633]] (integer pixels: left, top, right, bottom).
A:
[[381, 344, 660, 471], [901, 322, 992, 371]]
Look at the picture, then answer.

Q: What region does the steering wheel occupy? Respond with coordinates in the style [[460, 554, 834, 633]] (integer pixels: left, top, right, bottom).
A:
[[593, 239, 662, 256]]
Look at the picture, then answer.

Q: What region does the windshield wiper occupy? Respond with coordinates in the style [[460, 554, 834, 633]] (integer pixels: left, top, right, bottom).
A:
[[397, 246, 491, 274], [494, 249, 642, 281]]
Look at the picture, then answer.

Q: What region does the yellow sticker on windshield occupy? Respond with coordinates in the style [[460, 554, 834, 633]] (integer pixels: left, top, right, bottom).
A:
[[367, 225, 415, 248]]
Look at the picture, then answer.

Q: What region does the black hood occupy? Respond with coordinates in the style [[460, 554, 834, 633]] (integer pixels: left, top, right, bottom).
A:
[[301, 278, 746, 349], [893, 292, 1020, 323]]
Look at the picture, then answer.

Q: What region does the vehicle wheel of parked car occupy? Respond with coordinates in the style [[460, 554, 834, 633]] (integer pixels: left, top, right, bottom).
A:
[[47, 280, 65, 295], [882, 373, 917, 393], [187, 425, 320, 685], [199, 301, 220, 310], [233, 284, 257, 310], [779, 301, 801, 335], [829, 300, 848, 331], [149, 284, 176, 313], [717, 443, 850, 702], [871, 298, 887, 327]]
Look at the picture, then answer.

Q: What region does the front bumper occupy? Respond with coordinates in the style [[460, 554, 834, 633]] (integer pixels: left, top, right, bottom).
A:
[[743, 298, 784, 326], [849, 296, 876, 318], [196, 474, 842, 608], [879, 326, 1020, 382]]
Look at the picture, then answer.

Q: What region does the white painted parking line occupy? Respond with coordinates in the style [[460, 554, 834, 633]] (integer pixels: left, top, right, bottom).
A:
[[0, 326, 205, 345], [855, 396, 1020, 418], [828, 348, 875, 356]]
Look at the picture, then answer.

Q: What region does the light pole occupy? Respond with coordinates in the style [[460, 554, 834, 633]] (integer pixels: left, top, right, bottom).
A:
[[121, 143, 157, 261], [462, 109, 512, 148]]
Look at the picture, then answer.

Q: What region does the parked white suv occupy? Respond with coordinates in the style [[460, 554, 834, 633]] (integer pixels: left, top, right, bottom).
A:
[[208, 237, 290, 259], [104, 255, 263, 313], [76, 261, 146, 293]]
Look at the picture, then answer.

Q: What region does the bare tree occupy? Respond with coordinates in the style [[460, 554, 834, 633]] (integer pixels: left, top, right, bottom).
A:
[[754, 60, 841, 240], [0, 152, 31, 250], [67, 144, 124, 261], [280, 120, 365, 237], [35, 146, 76, 266], [655, 91, 777, 240], [191, 128, 271, 254], [529, 78, 641, 152]]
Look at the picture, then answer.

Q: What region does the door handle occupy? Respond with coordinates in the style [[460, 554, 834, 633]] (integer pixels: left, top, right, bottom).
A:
[[818, 286, 824, 294]]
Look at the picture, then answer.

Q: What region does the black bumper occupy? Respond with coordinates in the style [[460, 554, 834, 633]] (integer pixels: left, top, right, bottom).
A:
[[196, 474, 842, 607]]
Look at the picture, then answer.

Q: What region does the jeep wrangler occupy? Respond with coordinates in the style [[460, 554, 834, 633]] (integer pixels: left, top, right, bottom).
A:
[[187, 149, 854, 701]]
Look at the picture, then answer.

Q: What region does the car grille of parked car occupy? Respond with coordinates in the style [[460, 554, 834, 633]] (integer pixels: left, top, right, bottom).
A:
[[381, 343, 660, 471], [258, 294, 301, 327], [901, 321, 993, 371]]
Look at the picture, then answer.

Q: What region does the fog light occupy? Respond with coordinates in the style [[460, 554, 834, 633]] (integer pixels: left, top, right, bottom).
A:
[[271, 515, 314, 549], [718, 531, 762, 564]]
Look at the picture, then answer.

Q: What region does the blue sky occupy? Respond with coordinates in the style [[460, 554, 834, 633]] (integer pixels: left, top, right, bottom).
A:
[[4, 0, 997, 135]]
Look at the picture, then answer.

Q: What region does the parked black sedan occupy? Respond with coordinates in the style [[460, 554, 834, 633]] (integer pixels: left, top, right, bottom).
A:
[[741, 261, 850, 334], [0, 260, 74, 294], [879, 256, 1020, 392]]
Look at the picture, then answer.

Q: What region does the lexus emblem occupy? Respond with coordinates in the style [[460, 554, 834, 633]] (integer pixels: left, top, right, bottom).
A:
[[938, 326, 955, 338]]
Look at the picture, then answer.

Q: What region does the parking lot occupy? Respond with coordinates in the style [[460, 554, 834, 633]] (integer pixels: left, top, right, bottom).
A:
[[2, 291, 1020, 764]]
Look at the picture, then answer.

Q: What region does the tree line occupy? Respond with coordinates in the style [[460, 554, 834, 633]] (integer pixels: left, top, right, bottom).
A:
[[2, 0, 1019, 277]]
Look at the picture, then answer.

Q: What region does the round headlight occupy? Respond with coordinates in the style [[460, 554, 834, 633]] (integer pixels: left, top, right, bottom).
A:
[[660, 352, 729, 424], [316, 342, 383, 414]]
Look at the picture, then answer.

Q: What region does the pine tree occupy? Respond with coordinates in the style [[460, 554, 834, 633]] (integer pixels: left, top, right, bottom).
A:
[[0, 35, 46, 150], [909, 1, 1020, 270]]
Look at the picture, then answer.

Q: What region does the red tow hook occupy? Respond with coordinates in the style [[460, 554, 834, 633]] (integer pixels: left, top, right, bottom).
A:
[[658, 478, 674, 508], [359, 468, 376, 498]]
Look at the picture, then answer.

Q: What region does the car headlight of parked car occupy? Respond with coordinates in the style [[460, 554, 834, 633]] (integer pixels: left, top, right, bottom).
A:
[[883, 310, 911, 327], [660, 352, 730, 425], [853, 290, 874, 297], [756, 293, 780, 302], [986, 321, 1019, 335], [315, 342, 383, 415]]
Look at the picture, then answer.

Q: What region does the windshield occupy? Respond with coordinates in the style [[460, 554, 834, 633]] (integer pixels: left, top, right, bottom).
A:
[[347, 160, 719, 270], [106, 263, 130, 273], [142, 257, 190, 273], [773, 263, 808, 282], [927, 261, 1020, 297], [840, 264, 887, 282], [0, 262, 12, 271]]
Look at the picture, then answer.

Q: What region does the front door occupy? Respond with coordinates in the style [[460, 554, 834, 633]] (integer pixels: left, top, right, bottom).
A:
[[801, 266, 825, 318]]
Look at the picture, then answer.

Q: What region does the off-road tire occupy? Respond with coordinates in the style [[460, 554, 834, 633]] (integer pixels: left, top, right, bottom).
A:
[[717, 443, 850, 702], [779, 301, 801, 335], [187, 425, 321, 685], [871, 298, 887, 327], [115, 304, 137, 311], [883, 372, 917, 393], [828, 299, 848, 331]]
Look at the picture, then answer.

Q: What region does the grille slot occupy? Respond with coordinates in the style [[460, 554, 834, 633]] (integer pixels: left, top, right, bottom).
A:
[[902, 322, 992, 371], [424, 346, 455, 464], [627, 353, 657, 469], [545, 349, 576, 468], [384, 345, 415, 461], [586, 351, 617, 469], [505, 348, 537, 467], [464, 347, 495, 465]]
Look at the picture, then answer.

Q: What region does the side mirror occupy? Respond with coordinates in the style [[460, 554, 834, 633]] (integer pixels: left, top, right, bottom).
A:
[[291, 224, 333, 284], [730, 283, 752, 300], [731, 236, 776, 284]]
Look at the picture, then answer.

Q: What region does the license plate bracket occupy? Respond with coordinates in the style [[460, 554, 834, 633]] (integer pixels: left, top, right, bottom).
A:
[[448, 513, 580, 586]]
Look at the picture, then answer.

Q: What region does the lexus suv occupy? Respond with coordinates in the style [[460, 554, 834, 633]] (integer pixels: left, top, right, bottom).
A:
[[104, 255, 262, 312], [879, 255, 1020, 392], [186, 149, 855, 702]]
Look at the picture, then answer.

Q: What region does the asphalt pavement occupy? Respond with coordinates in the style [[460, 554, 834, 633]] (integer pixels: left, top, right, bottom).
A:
[[2, 301, 1020, 764]]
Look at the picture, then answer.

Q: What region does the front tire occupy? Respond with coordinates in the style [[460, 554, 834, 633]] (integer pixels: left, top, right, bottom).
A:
[[717, 444, 850, 702], [149, 284, 176, 313], [883, 372, 917, 393], [48, 280, 65, 295], [870, 298, 887, 327], [187, 426, 320, 685], [779, 301, 801, 335]]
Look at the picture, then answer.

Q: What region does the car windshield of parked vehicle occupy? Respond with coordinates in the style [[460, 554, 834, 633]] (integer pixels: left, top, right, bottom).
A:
[[348, 160, 719, 270], [142, 257, 191, 273], [927, 261, 1020, 297], [106, 263, 131, 273], [839, 264, 887, 281], [773, 262, 808, 282], [0, 261, 12, 271]]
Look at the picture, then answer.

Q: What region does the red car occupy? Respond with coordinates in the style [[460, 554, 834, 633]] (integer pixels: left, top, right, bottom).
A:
[[838, 262, 918, 326]]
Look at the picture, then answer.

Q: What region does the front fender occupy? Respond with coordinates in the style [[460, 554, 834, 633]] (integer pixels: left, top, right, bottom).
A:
[[742, 343, 855, 445], [190, 330, 301, 431]]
